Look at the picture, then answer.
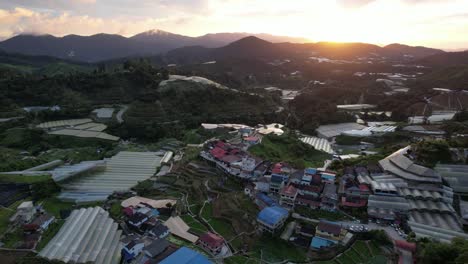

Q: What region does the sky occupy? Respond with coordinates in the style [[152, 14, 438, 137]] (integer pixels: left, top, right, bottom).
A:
[[0, 0, 467, 50]]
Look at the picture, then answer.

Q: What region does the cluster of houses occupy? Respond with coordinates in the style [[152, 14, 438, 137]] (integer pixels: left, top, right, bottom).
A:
[[200, 140, 267, 179], [119, 197, 172, 263], [120, 196, 225, 263], [8, 201, 55, 249]]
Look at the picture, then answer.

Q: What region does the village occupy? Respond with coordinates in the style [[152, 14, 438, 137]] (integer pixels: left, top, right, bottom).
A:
[[0, 100, 466, 264]]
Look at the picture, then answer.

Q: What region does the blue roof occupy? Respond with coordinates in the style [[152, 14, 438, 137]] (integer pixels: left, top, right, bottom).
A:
[[256, 193, 277, 207], [310, 237, 337, 249], [305, 168, 317, 175], [257, 206, 289, 226], [160, 247, 211, 264]]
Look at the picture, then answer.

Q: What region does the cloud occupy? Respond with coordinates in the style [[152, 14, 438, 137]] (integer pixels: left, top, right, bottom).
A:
[[337, 0, 375, 8]]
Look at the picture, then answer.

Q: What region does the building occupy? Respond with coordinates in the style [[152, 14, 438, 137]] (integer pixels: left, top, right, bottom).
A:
[[198, 232, 225, 254], [149, 223, 170, 239], [371, 182, 398, 196], [122, 240, 145, 262], [379, 146, 442, 184], [143, 239, 170, 259], [321, 184, 338, 211], [257, 206, 289, 233], [279, 184, 298, 209], [311, 221, 347, 250], [10, 201, 36, 224], [395, 240, 416, 264], [39, 207, 122, 263], [27, 214, 55, 232], [270, 174, 289, 193], [159, 247, 212, 264], [435, 164, 468, 194], [367, 195, 410, 222], [128, 212, 149, 228]]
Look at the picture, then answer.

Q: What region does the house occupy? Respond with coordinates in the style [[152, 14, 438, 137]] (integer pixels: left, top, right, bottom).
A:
[[122, 240, 145, 262], [123, 207, 134, 217], [10, 201, 36, 224], [295, 194, 321, 209], [240, 157, 263, 178], [311, 220, 348, 250], [30, 214, 55, 232], [320, 172, 336, 183], [149, 223, 170, 239], [315, 221, 344, 241], [257, 206, 289, 233], [137, 207, 159, 218], [255, 193, 277, 209], [279, 184, 298, 209], [270, 174, 289, 193], [294, 183, 322, 198], [128, 212, 149, 228], [395, 240, 416, 264], [144, 239, 170, 259], [321, 184, 338, 211], [298, 225, 315, 237], [159, 247, 212, 264], [310, 236, 338, 250], [243, 136, 260, 145], [198, 232, 225, 254], [254, 177, 270, 193]]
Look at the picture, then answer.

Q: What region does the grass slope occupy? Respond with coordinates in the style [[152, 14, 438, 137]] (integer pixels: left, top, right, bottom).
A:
[[249, 133, 331, 168]]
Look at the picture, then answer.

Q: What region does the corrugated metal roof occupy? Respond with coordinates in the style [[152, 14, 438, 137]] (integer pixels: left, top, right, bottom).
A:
[[300, 136, 334, 154], [257, 206, 288, 226], [58, 151, 164, 202], [39, 207, 122, 264], [159, 247, 211, 264]]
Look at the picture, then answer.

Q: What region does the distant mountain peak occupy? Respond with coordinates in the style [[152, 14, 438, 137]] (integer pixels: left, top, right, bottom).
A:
[[137, 29, 173, 36]]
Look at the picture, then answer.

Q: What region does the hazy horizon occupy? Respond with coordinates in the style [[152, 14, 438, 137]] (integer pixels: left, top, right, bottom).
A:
[[1, 0, 468, 50]]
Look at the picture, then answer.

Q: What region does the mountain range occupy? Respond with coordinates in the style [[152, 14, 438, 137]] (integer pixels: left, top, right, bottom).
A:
[[0, 30, 310, 62], [0, 29, 447, 63]]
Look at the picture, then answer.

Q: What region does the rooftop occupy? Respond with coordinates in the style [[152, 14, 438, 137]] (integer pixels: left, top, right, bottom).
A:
[[317, 221, 341, 236], [379, 146, 442, 183], [159, 247, 212, 264], [39, 207, 122, 264], [257, 206, 289, 226]]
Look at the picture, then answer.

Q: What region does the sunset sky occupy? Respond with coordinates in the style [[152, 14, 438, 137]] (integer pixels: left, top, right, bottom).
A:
[[0, 0, 467, 50]]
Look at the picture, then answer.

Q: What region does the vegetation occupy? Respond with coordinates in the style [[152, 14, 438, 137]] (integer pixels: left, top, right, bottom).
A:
[[418, 237, 468, 264], [335, 135, 363, 145], [249, 132, 331, 168], [295, 205, 351, 221], [251, 235, 308, 263], [413, 140, 452, 168]]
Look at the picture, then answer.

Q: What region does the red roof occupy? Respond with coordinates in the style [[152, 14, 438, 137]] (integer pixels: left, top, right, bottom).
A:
[[341, 197, 367, 208], [123, 207, 134, 216], [359, 184, 370, 192], [210, 147, 227, 159], [280, 185, 298, 196], [199, 232, 224, 248], [23, 223, 39, 231], [244, 136, 259, 141], [272, 163, 283, 174], [215, 141, 226, 148], [395, 240, 416, 252]]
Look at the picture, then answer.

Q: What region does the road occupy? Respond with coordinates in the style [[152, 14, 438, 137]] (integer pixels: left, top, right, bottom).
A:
[[339, 221, 402, 241], [116, 105, 128, 123]]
